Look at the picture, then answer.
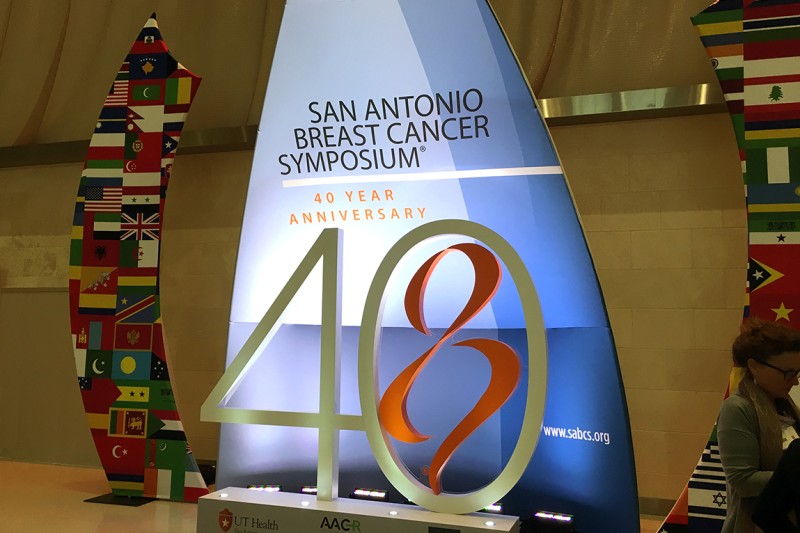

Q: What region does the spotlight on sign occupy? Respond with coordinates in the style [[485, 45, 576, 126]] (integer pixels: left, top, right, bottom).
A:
[[526, 511, 575, 532], [350, 488, 388, 501], [246, 484, 282, 492]]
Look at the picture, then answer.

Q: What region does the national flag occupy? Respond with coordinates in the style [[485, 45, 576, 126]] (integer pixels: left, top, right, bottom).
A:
[[73, 319, 89, 350], [121, 212, 160, 240], [109, 408, 148, 437], [78, 267, 118, 311], [129, 51, 177, 81], [165, 76, 194, 105], [117, 385, 151, 403], [85, 350, 113, 378], [116, 292, 158, 323], [131, 18, 165, 55], [148, 381, 176, 411], [744, 146, 800, 183], [113, 323, 154, 352], [119, 240, 159, 268], [94, 106, 128, 135], [687, 443, 728, 521], [153, 438, 187, 470], [95, 434, 147, 476], [122, 190, 161, 208], [132, 83, 162, 102], [748, 244, 800, 320], [752, 215, 800, 233], [143, 468, 178, 500], [749, 230, 799, 244], [125, 131, 159, 160], [79, 266, 118, 294], [150, 417, 186, 442], [77, 218, 121, 265], [749, 243, 800, 292], [744, 81, 800, 106], [85, 186, 122, 212], [104, 78, 129, 107]]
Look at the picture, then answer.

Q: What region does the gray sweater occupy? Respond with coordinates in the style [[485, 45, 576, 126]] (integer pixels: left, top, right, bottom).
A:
[[717, 393, 774, 533]]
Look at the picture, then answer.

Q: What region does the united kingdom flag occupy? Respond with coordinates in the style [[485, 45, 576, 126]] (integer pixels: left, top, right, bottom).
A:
[[120, 212, 160, 240]]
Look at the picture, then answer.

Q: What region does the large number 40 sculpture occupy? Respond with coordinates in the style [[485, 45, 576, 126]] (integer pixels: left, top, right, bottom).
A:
[[202, 220, 547, 514]]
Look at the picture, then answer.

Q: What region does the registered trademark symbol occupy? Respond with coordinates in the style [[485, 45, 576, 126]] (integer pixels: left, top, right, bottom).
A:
[[420, 145, 426, 152]]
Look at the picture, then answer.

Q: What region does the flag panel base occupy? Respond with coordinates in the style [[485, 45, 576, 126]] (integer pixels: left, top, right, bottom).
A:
[[84, 493, 154, 507], [197, 487, 519, 533]]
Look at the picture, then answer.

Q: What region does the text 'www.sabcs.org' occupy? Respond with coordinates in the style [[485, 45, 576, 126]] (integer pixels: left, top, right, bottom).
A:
[[541, 425, 611, 445]]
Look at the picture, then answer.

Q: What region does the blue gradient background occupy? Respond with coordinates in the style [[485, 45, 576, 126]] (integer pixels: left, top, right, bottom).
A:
[[219, 1, 638, 529]]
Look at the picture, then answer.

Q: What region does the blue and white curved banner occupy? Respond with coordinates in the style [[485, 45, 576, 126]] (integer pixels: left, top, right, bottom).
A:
[[216, 0, 638, 529]]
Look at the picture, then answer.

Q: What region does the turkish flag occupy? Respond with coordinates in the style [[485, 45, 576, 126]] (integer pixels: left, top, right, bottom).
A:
[[94, 433, 147, 475]]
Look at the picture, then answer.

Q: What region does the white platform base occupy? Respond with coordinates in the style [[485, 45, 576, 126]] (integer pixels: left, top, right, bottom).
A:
[[197, 487, 519, 533]]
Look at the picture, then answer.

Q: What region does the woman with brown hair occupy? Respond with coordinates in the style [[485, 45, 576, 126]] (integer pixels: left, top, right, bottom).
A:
[[718, 318, 800, 532]]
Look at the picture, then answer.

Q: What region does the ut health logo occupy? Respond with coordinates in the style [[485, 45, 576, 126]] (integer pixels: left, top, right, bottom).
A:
[[219, 508, 233, 532], [217, 508, 279, 531]]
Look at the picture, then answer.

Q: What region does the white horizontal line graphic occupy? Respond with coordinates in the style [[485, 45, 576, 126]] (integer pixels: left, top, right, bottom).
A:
[[282, 166, 563, 188]]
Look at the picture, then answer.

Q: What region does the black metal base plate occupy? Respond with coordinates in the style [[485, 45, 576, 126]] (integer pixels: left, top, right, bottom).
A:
[[84, 493, 155, 507]]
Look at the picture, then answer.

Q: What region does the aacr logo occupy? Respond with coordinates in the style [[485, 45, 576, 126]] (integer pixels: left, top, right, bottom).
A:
[[319, 516, 361, 531]]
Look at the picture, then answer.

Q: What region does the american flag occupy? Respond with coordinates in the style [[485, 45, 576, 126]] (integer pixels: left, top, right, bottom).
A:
[[85, 186, 122, 212], [104, 62, 130, 107]]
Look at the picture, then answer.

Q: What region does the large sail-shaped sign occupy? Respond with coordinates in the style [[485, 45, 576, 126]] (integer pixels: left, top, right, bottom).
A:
[[207, 0, 638, 529]]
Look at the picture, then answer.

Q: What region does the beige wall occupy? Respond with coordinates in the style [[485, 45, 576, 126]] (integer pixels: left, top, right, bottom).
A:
[[0, 113, 745, 503], [552, 113, 746, 501]]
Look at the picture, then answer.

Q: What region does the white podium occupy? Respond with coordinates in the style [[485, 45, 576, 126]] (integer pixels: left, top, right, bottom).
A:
[[197, 488, 520, 533]]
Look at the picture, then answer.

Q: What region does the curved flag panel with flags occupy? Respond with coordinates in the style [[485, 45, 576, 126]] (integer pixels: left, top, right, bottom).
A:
[[660, 1, 800, 531], [68, 14, 208, 502], [210, 0, 637, 529]]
